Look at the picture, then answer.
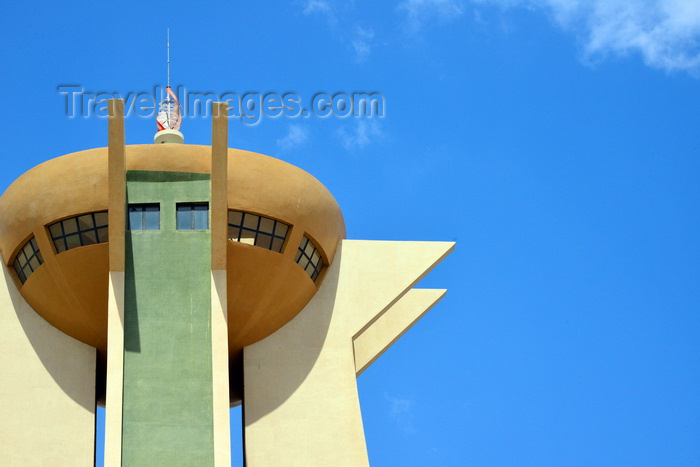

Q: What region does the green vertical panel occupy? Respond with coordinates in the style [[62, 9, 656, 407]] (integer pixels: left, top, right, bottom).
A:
[[122, 171, 213, 466]]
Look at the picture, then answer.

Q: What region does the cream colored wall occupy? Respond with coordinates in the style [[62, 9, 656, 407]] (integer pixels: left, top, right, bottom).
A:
[[243, 240, 454, 466], [353, 288, 446, 376], [212, 270, 232, 466], [0, 262, 96, 467], [103, 272, 124, 467]]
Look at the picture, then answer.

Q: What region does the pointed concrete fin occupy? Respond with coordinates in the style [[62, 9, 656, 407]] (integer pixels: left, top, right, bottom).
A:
[[353, 288, 446, 376], [336, 240, 454, 337]]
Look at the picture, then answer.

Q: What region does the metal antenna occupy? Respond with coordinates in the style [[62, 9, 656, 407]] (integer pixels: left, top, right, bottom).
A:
[[155, 27, 182, 139], [167, 28, 171, 88]]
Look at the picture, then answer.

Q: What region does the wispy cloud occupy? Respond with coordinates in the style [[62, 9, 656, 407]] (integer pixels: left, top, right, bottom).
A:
[[301, 0, 340, 26], [351, 26, 375, 63], [303, 0, 332, 15], [385, 393, 417, 434], [477, 0, 700, 74], [277, 124, 310, 148], [338, 120, 383, 149], [399, 0, 465, 32]]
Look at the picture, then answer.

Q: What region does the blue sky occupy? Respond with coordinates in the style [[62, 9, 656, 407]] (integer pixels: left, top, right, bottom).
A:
[[2, 0, 700, 465]]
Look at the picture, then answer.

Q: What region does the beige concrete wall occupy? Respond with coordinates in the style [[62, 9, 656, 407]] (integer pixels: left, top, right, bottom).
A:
[[353, 288, 446, 376], [0, 262, 96, 467], [243, 240, 453, 466], [103, 271, 124, 467], [104, 99, 125, 467], [212, 270, 231, 466], [211, 111, 232, 466]]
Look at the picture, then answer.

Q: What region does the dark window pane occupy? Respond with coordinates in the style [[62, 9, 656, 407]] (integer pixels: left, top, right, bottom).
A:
[[144, 209, 159, 230], [81, 230, 97, 245], [305, 262, 316, 276], [28, 255, 40, 271], [259, 217, 275, 234], [65, 234, 81, 249], [243, 213, 259, 230], [271, 237, 284, 253], [193, 205, 208, 230], [311, 251, 321, 268], [23, 242, 34, 258], [94, 212, 108, 228], [304, 241, 315, 257], [97, 227, 109, 243], [228, 226, 241, 241], [17, 250, 27, 265], [177, 206, 191, 230], [228, 211, 243, 226], [274, 223, 288, 238], [63, 218, 79, 235], [256, 233, 273, 250], [129, 210, 143, 230], [55, 239, 67, 253], [77, 214, 94, 231], [17, 268, 27, 283], [294, 249, 302, 262], [49, 223, 63, 239]]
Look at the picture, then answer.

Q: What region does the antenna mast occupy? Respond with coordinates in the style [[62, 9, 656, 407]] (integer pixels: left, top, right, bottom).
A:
[[155, 27, 183, 143], [167, 28, 170, 88]]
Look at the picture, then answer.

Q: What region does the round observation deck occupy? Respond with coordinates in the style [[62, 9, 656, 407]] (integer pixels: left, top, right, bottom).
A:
[[0, 144, 345, 402]]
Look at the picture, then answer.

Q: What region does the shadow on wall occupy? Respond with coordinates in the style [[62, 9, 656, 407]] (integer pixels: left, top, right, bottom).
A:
[[123, 235, 140, 353], [2, 262, 96, 412], [242, 246, 340, 424]]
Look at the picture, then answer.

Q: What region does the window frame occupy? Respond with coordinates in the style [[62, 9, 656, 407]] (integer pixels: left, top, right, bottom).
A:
[[227, 210, 289, 253], [48, 211, 109, 253], [128, 204, 161, 231], [13, 236, 44, 284], [176, 202, 210, 231], [294, 235, 324, 282]]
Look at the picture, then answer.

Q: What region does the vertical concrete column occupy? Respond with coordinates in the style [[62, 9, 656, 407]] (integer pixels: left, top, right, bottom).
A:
[[211, 102, 232, 466], [0, 263, 97, 467], [104, 99, 126, 467]]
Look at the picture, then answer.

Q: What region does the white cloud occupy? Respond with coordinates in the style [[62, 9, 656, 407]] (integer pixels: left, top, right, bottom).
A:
[[302, 0, 347, 26], [399, 0, 465, 32], [385, 394, 417, 435], [477, 0, 700, 74], [303, 0, 332, 15], [351, 26, 375, 63], [277, 124, 310, 148], [338, 120, 383, 149]]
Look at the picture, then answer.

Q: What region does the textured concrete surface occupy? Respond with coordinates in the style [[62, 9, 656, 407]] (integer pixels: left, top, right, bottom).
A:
[[0, 262, 96, 466], [121, 171, 214, 466], [244, 240, 454, 466]]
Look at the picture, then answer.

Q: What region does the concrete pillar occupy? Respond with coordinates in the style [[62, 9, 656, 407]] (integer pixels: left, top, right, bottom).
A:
[[104, 98, 126, 467], [0, 261, 96, 466], [211, 102, 232, 466]]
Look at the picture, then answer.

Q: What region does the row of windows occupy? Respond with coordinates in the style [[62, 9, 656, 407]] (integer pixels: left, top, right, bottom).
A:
[[295, 235, 323, 282], [228, 211, 288, 253], [227, 211, 324, 281], [49, 211, 109, 253], [13, 237, 44, 284], [12, 209, 326, 284], [128, 203, 209, 231]]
